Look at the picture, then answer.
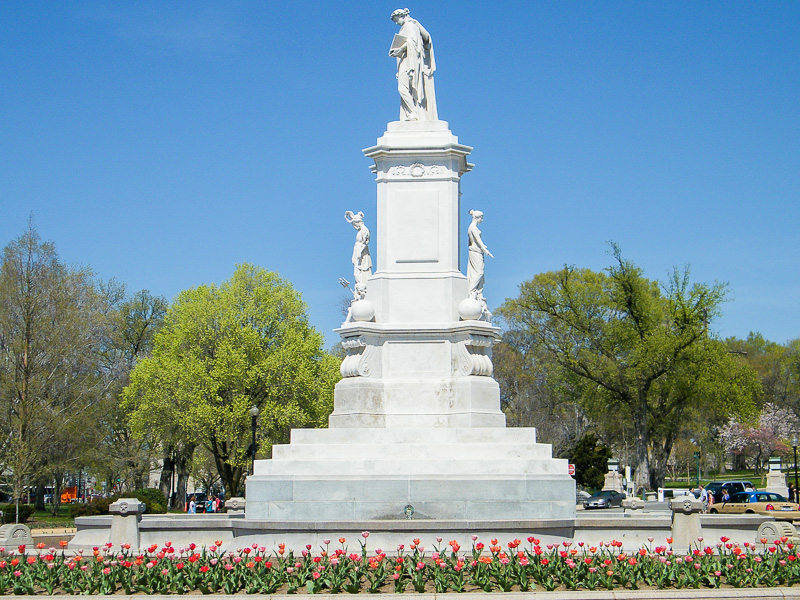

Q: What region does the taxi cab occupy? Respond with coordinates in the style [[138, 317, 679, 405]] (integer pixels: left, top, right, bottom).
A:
[[710, 490, 800, 519]]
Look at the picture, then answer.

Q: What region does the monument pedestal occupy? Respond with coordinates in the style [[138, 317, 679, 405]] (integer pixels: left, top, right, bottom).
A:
[[246, 427, 575, 521], [246, 121, 575, 523], [603, 470, 624, 493]]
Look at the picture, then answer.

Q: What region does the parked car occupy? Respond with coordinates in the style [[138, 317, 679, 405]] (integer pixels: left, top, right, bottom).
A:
[[705, 481, 755, 504], [583, 490, 626, 509], [710, 490, 800, 519]]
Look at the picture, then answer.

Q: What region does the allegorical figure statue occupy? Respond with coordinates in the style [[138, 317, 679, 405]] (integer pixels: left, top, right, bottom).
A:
[[389, 8, 438, 122], [344, 211, 373, 286], [344, 283, 368, 323], [467, 210, 493, 315]]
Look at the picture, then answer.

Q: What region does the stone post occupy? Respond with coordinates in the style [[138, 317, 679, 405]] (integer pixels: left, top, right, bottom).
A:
[[226, 497, 246, 516], [0, 524, 34, 548], [621, 497, 643, 517], [603, 458, 624, 493], [757, 520, 798, 544], [765, 457, 789, 497], [108, 498, 146, 550], [670, 496, 705, 552]]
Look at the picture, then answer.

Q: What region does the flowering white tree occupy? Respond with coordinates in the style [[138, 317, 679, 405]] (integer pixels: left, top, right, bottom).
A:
[[719, 417, 748, 453], [719, 403, 798, 473]]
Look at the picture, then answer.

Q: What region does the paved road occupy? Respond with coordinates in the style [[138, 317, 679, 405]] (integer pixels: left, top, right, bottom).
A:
[[578, 501, 671, 515]]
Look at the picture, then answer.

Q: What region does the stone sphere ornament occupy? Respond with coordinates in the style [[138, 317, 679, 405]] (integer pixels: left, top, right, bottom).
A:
[[350, 299, 376, 322], [458, 297, 482, 321]]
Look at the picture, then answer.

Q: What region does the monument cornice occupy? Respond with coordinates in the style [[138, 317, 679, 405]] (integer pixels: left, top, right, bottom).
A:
[[334, 320, 501, 339], [362, 143, 473, 156]]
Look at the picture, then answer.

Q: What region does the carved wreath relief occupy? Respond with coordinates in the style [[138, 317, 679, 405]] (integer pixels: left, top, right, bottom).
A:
[[387, 163, 445, 178]]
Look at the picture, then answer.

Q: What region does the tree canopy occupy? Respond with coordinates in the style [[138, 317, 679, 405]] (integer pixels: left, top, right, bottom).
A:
[[0, 222, 121, 515], [497, 246, 760, 490], [567, 433, 613, 491], [122, 264, 340, 497]]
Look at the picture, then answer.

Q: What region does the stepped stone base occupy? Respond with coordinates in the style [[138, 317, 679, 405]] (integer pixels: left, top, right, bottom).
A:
[[245, 427, 576, 521]]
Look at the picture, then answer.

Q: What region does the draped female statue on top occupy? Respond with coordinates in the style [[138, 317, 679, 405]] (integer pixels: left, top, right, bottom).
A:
[[389, 8, 438, 122]]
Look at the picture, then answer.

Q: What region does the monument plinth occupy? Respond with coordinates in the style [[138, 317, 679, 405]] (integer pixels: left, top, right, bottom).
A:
[[332, 120, 503, 430], [245, 120, 575, 522]]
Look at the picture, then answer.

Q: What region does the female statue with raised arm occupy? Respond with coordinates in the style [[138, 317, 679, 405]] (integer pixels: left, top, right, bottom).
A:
[[344, 211, 372, 286], [467, 209, 493, 303], [389, 8, 438, 122]]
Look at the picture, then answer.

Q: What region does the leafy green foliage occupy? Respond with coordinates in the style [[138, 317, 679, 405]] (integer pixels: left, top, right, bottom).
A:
[[497, 246, 760, 490], [565, 433, 612, 490], [494, 338, 590, 458], [0, 503, 35, 524], [68, 489, 166, 518], [1, 536, 799, 593], [0, 221, 121, 511], [122, 264, 340, 497], [67, 501, 105, 518], [132, 488, 167, 513]]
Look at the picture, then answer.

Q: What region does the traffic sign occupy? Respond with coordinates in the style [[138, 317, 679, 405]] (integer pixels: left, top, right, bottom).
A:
[[568, 463, 576, 476]]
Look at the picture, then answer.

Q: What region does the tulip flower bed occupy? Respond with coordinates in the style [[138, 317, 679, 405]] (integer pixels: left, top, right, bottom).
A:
[[1, 533, 800, 594]]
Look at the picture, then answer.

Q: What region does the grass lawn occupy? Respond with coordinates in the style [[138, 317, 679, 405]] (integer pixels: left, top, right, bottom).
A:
[[1, 504, 76, 529], [30, 505, 75, 529], [662, 469, 770, 488]]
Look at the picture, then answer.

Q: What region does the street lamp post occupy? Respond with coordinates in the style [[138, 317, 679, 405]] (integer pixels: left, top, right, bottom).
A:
[[249, 406, 260, 476], [793, 435, 799, 504]]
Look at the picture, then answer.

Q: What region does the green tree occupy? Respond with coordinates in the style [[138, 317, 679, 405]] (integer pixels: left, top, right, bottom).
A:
[[0, 222, 118, 519], [493, 336, 590, 457], [497, 246, 759, 491], [565, 433, 612, 491], [122, 264, 340, 497], [726, 333, 800, 411], [87, 290, 169, 499]]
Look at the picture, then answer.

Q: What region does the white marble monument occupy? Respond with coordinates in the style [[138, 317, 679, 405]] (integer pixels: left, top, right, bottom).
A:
[[245, 13, 574, 523], [389, 8, 437, 122]]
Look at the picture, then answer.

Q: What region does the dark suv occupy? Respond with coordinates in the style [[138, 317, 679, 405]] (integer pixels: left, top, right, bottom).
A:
[[705, 481, 755, 503]]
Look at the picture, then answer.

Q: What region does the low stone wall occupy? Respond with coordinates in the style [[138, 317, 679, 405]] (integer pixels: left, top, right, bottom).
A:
[[32, 529, 75, 547], [70, 512, 773, 552]]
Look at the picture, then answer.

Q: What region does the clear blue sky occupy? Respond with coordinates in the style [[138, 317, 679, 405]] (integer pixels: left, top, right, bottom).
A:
[[3, 1, 798, 346]]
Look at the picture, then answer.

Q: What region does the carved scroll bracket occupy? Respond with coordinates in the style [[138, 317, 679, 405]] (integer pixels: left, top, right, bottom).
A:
[[452, 335, 494, 377], [340, 337, 376, 378]]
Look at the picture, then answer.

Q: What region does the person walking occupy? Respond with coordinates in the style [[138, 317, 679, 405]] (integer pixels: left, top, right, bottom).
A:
[[698, 484, 709, 512]]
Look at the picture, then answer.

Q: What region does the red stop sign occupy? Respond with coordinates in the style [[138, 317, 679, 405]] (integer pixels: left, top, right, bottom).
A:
[[568, 464, 576, 476]]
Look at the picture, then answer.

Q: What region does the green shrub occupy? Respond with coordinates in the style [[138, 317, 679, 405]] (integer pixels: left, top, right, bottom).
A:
[[131, 488, 167, 514], [68, 502, 104, 518], [69, 489, 166, 518], [1, 503, 36, 524]]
